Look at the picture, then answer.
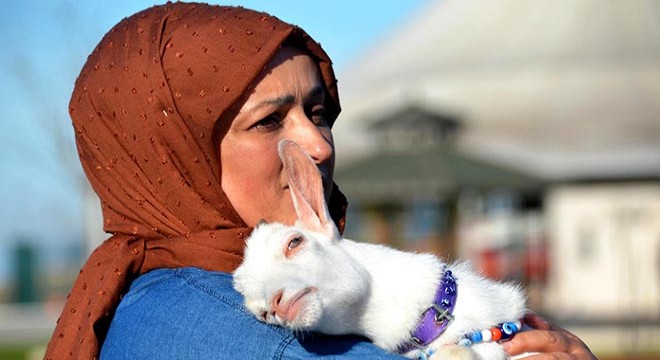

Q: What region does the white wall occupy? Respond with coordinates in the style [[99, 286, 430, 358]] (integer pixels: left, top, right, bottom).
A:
[[544, 183, 660, 320]]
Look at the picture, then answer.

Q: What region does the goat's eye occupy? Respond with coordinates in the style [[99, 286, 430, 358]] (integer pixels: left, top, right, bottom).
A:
[[287, 236, 303, 251], [284, 235, 305, 258]]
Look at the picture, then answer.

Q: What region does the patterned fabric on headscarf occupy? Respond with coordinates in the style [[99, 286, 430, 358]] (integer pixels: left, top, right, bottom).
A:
[[45, 3, 345, 358]]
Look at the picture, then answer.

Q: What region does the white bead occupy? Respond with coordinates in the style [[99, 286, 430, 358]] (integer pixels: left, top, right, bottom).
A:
[[481, 329, 492, 342]]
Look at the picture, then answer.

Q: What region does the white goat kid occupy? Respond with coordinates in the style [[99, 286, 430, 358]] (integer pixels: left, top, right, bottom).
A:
[[233, 140, 527, 360]]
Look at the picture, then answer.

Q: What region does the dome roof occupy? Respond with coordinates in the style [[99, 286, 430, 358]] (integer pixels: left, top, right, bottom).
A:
[[334, 0, 660, 180]]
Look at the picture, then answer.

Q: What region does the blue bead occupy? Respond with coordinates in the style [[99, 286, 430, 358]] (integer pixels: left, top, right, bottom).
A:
[[502, 322, 517, 335], [445, 286, 455, 295], [441, 299, 452, 307], [499, 327, 513, 340], [470, 331, 483, 343], [458, 338, 472, 347]]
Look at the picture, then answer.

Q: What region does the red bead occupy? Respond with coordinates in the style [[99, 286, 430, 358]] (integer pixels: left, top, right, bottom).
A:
[[491, 327, 502, 341]]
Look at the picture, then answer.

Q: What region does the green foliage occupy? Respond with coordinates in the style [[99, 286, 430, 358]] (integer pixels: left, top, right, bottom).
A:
[[0, 344, 46, 360]]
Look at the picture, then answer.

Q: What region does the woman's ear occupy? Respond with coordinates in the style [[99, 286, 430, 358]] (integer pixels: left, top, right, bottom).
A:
[[278, 139, 338, 239]]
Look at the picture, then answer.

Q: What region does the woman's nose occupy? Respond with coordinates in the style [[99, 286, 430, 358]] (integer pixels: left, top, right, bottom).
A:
[[288, 116, 334, 164]]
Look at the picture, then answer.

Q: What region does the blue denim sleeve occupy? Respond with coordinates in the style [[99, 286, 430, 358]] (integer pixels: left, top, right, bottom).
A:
[[100, 268, 405, 360]]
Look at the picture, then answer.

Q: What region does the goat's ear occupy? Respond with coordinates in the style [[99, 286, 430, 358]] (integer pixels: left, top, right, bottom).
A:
[[278, 140, 338, 239]]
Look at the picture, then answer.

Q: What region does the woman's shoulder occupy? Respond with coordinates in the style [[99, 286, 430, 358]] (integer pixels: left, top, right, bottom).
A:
[[124, 267, 248, 308], [102, 267, 289, 359], [101, 267, 404, 360]]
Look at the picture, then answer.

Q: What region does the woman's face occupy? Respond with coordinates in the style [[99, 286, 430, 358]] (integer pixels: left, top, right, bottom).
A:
[[218, 47, 335, 227]]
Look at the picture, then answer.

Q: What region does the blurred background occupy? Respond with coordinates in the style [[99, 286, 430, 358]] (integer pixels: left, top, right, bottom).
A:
[[1, 0, 658, 359]]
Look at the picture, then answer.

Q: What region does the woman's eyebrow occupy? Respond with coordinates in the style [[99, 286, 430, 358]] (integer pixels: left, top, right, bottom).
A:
[[304, 85, 324, 102], [243, 95, 295, 113], [243, 85, 324, 113]]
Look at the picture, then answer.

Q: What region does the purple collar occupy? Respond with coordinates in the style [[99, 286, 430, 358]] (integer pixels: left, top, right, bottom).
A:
[[400, 268, 457, 353]]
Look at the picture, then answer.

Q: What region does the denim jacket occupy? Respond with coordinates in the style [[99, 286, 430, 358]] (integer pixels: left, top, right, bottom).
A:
[[100, 267, 405, 359]]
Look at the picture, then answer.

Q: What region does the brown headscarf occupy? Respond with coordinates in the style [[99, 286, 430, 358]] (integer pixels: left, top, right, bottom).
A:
[[45, 3, 346, 359]]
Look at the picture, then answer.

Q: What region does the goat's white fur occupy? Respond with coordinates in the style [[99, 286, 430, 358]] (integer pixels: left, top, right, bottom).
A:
[[233, 140, 527, 360]]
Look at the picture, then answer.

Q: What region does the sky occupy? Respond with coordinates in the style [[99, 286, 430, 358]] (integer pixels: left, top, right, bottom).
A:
[[0, 0, 428, 283]]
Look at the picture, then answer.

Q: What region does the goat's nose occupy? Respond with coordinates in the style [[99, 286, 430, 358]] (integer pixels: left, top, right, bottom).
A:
[[270, 289, 284, 314]]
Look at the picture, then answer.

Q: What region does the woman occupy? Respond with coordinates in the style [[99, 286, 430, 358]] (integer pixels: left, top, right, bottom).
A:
[[46, 3, 596, 359]]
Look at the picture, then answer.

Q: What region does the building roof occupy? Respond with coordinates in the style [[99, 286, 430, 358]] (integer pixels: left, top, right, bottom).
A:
[[333, 0, 660, 180], [335, 144, 542, 201]]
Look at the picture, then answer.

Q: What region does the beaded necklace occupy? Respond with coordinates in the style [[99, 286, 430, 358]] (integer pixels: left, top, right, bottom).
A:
[[413, 319, 524, 360], [457, 319, 524, 347]]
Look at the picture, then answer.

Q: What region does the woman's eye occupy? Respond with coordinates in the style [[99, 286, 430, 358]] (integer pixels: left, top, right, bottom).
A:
[[252, 114, 282, 130], [287, 236, 303, 251], [309, 106, 328, 127]]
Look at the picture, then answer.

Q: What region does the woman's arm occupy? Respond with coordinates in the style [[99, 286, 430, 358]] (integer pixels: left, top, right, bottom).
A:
[[101, 268, 406, 360], [502, 312, 597, 360]]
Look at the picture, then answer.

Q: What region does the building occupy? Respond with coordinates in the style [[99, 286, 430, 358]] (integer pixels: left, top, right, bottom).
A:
[[332, 0, 660, 355]]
